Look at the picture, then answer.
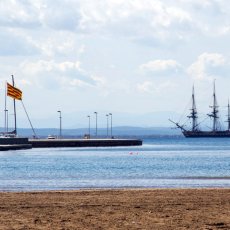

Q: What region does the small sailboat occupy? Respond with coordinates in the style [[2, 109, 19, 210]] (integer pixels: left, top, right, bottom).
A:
[[0, 75, 33, 149]]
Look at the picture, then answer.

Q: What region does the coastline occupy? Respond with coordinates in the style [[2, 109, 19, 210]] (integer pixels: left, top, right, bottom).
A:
[[0, 188, 229, 229]]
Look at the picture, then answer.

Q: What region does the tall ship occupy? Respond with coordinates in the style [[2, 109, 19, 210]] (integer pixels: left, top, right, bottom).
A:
[[170, 81, 230, 137]]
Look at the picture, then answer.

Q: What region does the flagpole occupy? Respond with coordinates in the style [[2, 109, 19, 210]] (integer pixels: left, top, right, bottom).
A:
[[4, 81, 7, 134], [12, 75, 17, 135]]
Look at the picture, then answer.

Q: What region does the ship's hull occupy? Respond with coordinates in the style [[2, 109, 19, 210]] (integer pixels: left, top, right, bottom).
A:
[[183, 130, 230, 138]]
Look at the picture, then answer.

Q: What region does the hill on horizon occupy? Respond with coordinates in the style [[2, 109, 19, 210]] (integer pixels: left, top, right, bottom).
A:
[[1, 126, 181, 138]]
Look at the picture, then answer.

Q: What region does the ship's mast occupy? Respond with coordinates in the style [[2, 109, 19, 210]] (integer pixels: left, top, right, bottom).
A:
[[12, 75, 17, 135], [208, 80, 219, 131], [187, 85, 198, 131], [227, 99, 230, 131]]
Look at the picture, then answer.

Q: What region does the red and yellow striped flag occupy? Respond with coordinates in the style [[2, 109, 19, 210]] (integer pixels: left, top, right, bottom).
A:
[[7, 83, 22, 100]]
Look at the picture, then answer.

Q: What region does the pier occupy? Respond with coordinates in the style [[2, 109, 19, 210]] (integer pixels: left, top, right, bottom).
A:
[[29, 138, 142, 148], [0, 137, 32, 151]]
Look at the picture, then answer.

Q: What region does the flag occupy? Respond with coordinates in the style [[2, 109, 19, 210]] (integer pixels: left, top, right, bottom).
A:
[[7, 83, 22, 100]]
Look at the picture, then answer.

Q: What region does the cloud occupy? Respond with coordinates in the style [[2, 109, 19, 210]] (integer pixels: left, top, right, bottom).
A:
[[137, 81, 153, 93], [140, 59, 182, 75], [1, 0, 229, 60], [137, 80, 176, 94], [19, 60, 100, 89], [0, 0, 193, 40], [187, 53, 226, 80], [41, 0, 81, 31], [0, 29, 39, 56], [0, 0, 42, 29], [78, 0, 192, 42], [1, 0, 229, 42]]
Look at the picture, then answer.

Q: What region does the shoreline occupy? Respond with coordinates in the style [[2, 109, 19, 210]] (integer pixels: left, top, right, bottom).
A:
[[0, 188, 229, 229], [1, 186, 230, 192]]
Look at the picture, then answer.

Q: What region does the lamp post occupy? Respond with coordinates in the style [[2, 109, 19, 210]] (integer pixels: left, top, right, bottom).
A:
[[109, 113, 113, 138], [57, 110, 62, 139], [87, 115, 91, 138], [94, 112, 98, 137], [106, 114, 109, 138]]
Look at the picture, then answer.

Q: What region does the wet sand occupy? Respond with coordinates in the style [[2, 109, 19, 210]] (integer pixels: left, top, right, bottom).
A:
[[0, 189, 229, 229]]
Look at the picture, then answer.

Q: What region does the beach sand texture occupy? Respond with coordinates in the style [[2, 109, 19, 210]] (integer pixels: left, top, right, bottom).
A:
[[0, 189, 229, 229]]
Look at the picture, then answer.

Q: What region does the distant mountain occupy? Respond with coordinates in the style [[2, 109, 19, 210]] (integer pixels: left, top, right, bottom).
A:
[[2, 126, 181, 138], [16, 111, 182, 129]]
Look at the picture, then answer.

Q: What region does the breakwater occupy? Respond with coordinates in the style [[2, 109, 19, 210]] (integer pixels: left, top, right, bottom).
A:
[[0, 137, 32, 151], [29, 138, 142, 148], [0, 137, 29, 145]]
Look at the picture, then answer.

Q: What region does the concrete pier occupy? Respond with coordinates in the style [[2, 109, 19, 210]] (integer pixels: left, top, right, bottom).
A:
[[0, 137, 29, 145], [0, 137, 32, 151], [29, 138, 142, 148]]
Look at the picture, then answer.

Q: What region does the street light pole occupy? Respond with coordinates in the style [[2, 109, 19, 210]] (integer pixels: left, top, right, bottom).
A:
[[106, 114, 109, 138], [94, 112, 97, 137], [57, 110, 62, 139], [109, 113, 113, 138], [87, 115, 91, 138]]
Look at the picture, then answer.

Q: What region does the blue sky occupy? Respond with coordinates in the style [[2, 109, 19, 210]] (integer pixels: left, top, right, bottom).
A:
[[1, 0, 230, 129]]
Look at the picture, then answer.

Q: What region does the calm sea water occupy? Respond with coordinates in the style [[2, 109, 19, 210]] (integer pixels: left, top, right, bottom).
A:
[[0, 136, 230, 191]]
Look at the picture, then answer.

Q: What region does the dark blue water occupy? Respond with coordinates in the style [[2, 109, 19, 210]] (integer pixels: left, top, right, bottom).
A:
[[0, 136, 230, 191]]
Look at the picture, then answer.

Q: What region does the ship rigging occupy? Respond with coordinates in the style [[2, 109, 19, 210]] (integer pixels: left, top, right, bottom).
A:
[[170, 81, 230, 137]]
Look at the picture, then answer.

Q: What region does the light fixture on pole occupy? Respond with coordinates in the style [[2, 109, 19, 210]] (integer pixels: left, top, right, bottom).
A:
[[109, 113, 113, 138], [87, 115, 91, 138], [57, 110, 62, 139], [94, 112, 98, 137]]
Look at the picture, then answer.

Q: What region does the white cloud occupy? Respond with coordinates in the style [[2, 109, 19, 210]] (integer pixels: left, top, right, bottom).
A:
[[0, 29, 39, 56], [137, 80, 176, 94], [140, 59, 181, 73], [1, 0, 229, 59], [19, 60, 99, 89], [0, 0, 42, 28], [78, 0, 192, 42], [137, 81, 153, 93], [21, 60, 82, 75], [187, 53, 226, 80]]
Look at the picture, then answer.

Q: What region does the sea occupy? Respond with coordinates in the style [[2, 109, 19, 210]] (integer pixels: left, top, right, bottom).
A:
[[0, 136, 230, 191]]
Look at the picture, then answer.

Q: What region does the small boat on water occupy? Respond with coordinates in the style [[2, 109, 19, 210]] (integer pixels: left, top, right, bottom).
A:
[[0, 75, 32, 149], [170, 81, 230, 138]]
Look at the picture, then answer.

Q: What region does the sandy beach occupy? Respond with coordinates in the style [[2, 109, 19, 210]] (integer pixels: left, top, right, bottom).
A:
[[0, 189, 229, 229]]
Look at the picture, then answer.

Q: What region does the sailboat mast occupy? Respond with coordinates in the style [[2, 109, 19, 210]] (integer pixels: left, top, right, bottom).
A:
[[213, 81, 218, 131], [188, 85, 198, 131], [12, 75, 17, 135], [4, 81, 7, 134], [208, 81, 219, 131], [228, 100, 230, 130]]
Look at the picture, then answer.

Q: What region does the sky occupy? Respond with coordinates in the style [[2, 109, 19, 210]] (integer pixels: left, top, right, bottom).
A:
[[1, 0, 230, 129]]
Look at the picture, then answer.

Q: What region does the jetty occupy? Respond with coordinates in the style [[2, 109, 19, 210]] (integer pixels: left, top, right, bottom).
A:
[[0, 138, 142, 151], [0, 137, 32, 151], [29, 138, 142, 148], [0, 76, 142, 151]]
